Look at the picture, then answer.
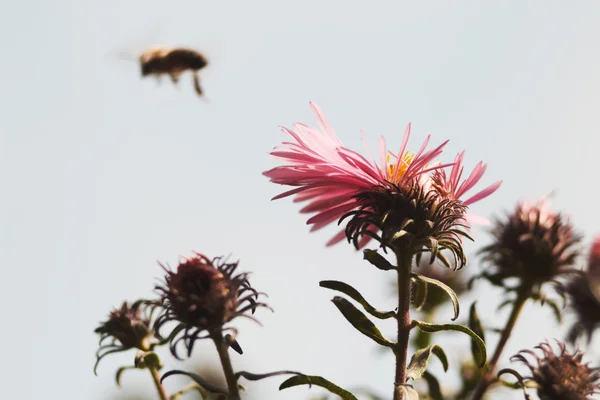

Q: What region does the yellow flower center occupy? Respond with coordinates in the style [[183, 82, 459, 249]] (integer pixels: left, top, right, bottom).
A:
[[387, 151, 415, 184]]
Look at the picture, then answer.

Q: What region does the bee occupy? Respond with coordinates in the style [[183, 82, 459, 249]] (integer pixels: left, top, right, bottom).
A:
[[139, 46, 208, 96]]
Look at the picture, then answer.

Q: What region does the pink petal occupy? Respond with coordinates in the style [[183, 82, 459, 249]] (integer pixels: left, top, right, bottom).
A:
[[306, 201, 357, 226], [393, 123, 412, 182], [326, 230, 347, 247], [465, 213, 492, 226], [463, 180, 503, 206]]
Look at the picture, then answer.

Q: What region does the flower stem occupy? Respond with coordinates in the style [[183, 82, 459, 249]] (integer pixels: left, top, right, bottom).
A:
[[471, 287, 530, 400], [148, 365, 170, 400], [212, 332, 241, 400], [393, 250, 413, 400]]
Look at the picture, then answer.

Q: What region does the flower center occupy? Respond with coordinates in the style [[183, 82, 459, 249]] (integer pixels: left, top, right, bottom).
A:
[[387, 151, 415, 184]]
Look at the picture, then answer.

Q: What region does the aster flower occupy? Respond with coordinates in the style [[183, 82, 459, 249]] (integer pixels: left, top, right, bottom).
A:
[[94, 300, 159, 374], [264, 102, 499, 254], [506, 340, 600, 400], [153, 252, 269, 359], [478, 197, 583, 294]]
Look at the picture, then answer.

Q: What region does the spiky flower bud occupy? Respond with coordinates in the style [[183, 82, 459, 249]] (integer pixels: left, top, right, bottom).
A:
[[341, 180, 470, 269], [510, 340, 600, 400], [153, 252, 269, 358], [560, 275, 600, 345], [94, 300, 157, 374], [559, 237, 600, 345], [479, 198, 582, 292], [588, 236, 600, 293]]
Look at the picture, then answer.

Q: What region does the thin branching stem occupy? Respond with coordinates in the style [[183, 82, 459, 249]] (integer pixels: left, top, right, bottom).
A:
[[393, 249, 413, 400], [148, 365, 170, 400], [471, 286, 530, 400]]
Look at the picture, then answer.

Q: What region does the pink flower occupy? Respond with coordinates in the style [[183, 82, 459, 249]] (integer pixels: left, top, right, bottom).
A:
[[263, 102, 450, 247], [431, 151, 502, 226]]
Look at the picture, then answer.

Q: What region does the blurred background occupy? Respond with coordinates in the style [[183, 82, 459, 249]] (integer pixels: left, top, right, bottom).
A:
[[1, 1, 600, 398]]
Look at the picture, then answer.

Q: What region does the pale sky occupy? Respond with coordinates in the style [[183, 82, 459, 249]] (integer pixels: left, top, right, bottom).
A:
[[2, 1, 600, 399]]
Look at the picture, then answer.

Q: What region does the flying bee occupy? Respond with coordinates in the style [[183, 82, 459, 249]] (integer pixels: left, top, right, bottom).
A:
[[139, 46, 208, 96]]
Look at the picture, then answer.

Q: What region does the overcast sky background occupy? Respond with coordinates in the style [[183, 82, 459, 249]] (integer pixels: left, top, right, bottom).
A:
[[2, 1, 600, 399]]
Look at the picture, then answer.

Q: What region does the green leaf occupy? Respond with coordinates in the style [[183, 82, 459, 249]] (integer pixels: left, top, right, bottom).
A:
[[320, 281, 396, 320], [170, 383, 206, 400], [151, 323, 185, 349], [115, 366, 138, 387], [279, 375, 358, 400], [225, 333, 244, 355], [468, 302, 486, 366], [426, 238, 439, 264], [392, 230, 412, 241], [543, 299, 563, 323], [395, 385, 419, 400], [235, 370, 305, 382], [412, 321, 487, 367], [411, 273, 460, 321], [349, 388, 386, 400], [406, 345, 449, 381], [134, 351, 163, 370], [331, 297, 396, 349], [434, 251, 452, 270], [496, 299, 513, 312], [363, 249, 396, 271], [422, 371, 444, 400], [160, 370, 228, 394], [497, 368, 532, 399], [411, 277, 428, 311]]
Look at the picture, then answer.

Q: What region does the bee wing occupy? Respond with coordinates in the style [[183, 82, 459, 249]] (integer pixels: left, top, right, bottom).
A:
[[106, 18, 170, 64], [105, 49, 137, 63]]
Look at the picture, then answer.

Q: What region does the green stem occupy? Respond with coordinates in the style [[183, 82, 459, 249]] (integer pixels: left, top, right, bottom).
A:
[[212, 332, 241, 400], [470, 288, 530, 400], [393, 249, 413, 400], [148, 365, 170, 400]]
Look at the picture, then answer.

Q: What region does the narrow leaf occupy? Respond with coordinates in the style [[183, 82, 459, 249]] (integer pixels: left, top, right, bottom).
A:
[[279, 375, 358, 400], [115, 366, 138, 387], [468, 302, 486, 366], [435, 251, 452, 270], [392, 230, 411, 241], [134, 351, 163, 370], [411, 277, 428, 311], [170, 383, 206, 400], [225, 334, 244, 355], [320, 281, 396, 320], [498, 368, 532, 399], [350, 388, 386, 400], [160, 370, 228, 394], [413, 321, 487, 367], [544, 299, 563, 324], [331, 297, 395, 349], [427, 238, 439, 264], [496, 299, 513, 312], [406, 345, 449, 381], [411, 273, 459, 321], [363, 249, 396, 270], [235, 370, 305, 382], [422, 371, 443, 400]]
